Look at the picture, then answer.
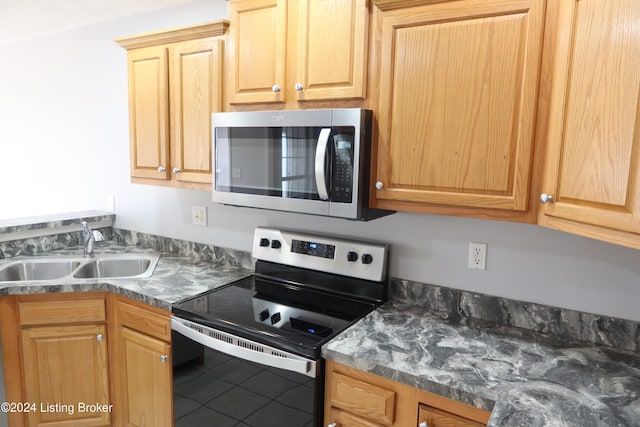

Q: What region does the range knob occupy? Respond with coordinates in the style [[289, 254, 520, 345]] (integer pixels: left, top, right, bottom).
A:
[[347, 251, 358, 262], [271, 239, 282, 249], [259, 238, 270, 247], [361, 254, 373, 265]]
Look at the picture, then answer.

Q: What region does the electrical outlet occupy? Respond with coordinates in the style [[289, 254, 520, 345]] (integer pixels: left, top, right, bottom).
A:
[[468, 242, 487, 270], [192, 205, 207, 226]]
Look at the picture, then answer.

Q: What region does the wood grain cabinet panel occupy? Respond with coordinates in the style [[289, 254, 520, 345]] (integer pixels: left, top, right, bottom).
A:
[[117, 21, 226, 189], [418, 404, 486, 427], [126, 45, 170, 181], [227, 0, 286, 104], [328, 407, 386, 427], [227, 0, 368, 107], [372, 0, 545, 215], [21, 324, 111, 427], [113, 296, 173, 427], [330, 372, 396, 424], [324, 361, 491, 427], [118, 327, 172, 427], [538, 0, 640, 248]]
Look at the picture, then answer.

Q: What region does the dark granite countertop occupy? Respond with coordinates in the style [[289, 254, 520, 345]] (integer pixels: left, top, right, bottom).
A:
[[323, 301, 640, 427], [0, 242, 253, 310]]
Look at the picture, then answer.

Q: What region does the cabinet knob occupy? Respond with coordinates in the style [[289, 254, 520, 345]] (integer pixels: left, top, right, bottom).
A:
[[96, 334, 103, 342], [157, 166, 166, 173], [295, 82, 304, 91], [540, 193, 554, 204], [172, 167, 181, 174], [375, 181, 384, 190], [160, 355, 169, 363], [419, 422, 428, 427], [272, 84, 281, 93]]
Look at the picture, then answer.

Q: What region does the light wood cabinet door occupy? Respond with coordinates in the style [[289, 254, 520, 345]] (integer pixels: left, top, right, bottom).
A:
[[295, 0, 368, 101], [538, 0, 640, 248], [170, 38, 223, 185], [418, 404, 486, 427], [117, 21, 227, 189], [373, 0, 545, 213], [126, 45, 170, 181], [227, 0, 368, 106], [119, 326, 172, 427], [21, 324, 111, 427], [227, 0, 287, 104]]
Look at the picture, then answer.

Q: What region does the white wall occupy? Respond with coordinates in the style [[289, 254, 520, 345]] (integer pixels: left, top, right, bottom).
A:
[[0, 1, 639, 322]]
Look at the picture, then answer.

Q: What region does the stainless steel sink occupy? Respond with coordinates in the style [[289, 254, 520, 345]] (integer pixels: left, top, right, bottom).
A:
[[0, 253, 160, 282], [0, 259, 82, 282], [73, 255, 158, 279]]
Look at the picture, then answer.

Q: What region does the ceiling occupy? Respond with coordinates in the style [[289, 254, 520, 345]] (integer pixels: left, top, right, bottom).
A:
[[0, 0, 201, 46]]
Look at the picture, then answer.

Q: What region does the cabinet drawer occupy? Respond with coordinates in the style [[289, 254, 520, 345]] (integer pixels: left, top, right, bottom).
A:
[[19, 298, 106, 326], [117, 299, 171, 342], [330, 372, 396, 425], [328, 407, 386, 427], [418, 404, 486, 427]]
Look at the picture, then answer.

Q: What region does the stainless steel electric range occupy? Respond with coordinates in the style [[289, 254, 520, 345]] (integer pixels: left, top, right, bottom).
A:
[[171, 227, 389, 427]]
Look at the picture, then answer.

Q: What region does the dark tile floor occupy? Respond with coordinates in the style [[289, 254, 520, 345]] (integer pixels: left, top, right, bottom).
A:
[[173, 348, 316, 427]]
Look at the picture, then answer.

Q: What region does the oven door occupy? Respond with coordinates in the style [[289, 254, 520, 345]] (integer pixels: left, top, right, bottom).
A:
[[212, 109, 365, 219], [171, 317, 323, 427]]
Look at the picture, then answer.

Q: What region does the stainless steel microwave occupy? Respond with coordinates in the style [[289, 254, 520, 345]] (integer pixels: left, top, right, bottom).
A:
[[212, 108, 392, 220]]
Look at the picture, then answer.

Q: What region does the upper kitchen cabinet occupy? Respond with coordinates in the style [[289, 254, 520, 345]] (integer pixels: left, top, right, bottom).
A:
[[116, 21, 227, 189], [370, 0, 546, 221], [226, 0, 369, 107], [537, 0, 640, 249]]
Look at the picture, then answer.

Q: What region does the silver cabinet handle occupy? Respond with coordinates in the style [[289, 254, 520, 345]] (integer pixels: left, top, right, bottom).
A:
[[328, 424, 337, 427], [272, 84, 281, 93], [540, 193, 554, 204], [160, 355, 169, 363], [295, 82, 304, 91], [172, 167, 181, 174], [419, 422, 428, 427], [157, 166, 166, 173], [96, 334, 103, 342], [375, 181, 384, 190]]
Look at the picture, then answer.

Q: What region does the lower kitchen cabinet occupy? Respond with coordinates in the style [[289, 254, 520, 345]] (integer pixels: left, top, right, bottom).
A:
[[324, 360, 491, 427], [21, 324, 111, 427], [113, 297, 173, 427], [0, 293, 112, 427], [0, 293, 173, 427]]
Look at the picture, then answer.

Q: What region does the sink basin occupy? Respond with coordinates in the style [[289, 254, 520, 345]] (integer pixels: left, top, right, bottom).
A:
[[0, 259, 82, 282], [72, 254, 159, 279], [0, 253, 160, 282]]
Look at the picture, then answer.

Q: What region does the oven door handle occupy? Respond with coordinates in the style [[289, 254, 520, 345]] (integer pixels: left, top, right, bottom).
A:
[[171, 317, 318, 378], [314, 128, 331, 201]]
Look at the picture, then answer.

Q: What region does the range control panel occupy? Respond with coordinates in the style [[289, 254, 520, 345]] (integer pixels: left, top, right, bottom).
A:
[[252, 227, 388, 282]]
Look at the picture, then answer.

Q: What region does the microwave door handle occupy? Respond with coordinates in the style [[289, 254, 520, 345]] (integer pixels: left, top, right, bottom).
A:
[[315, 128, 331, 201]]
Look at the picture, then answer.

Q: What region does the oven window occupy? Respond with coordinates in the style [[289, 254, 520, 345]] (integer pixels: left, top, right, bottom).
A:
[[173, 347, 319, 427], [215, 127, 324, 200]]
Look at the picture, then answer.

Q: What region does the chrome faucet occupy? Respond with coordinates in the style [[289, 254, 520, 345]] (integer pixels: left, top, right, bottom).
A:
[[82, 221, 104, 258]]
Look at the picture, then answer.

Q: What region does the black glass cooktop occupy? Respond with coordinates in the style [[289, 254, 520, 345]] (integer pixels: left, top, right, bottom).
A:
[[172, 275, 377, 358]]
